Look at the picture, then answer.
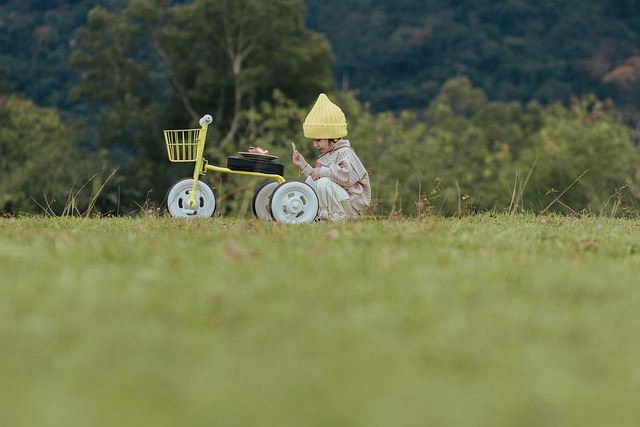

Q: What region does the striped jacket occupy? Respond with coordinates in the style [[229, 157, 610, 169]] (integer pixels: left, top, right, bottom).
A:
[[302, 140, 371, 213]]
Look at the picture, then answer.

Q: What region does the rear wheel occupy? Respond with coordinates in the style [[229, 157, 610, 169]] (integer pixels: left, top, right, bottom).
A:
[[269, 181, 319, 224], [252, 181, 278, 220], [166, 178, 216, 218]]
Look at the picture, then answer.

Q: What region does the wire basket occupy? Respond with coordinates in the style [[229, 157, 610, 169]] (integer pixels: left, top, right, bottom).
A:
[[163, 128, 201, 162]]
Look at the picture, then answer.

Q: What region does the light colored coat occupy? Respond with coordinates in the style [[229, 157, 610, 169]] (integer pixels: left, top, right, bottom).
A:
[[302, 140, 371, 214]]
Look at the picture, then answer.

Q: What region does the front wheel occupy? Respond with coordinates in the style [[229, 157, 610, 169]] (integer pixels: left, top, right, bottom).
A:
[[166, 178, 216, 218], [269, 181, 319, 224]]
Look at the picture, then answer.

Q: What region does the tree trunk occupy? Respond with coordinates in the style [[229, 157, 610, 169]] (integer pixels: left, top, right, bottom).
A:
[[222, 55, 243, 145]]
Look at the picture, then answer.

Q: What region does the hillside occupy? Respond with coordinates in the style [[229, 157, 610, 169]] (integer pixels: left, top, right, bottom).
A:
[[305, 0, 640, 110], [3, 0, 640, 111]]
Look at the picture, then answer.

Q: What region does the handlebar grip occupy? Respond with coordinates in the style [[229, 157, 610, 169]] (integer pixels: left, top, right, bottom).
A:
[[199, 114, 213, 126]]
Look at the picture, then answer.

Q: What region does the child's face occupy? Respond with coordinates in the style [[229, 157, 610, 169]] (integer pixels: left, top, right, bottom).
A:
[[312, 139, 332, 153]]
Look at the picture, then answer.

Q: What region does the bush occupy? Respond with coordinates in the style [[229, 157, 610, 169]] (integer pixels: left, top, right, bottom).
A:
[[519, 98, 640, 214], [0, 96, 104, 214], [341, 78, 640, 216]]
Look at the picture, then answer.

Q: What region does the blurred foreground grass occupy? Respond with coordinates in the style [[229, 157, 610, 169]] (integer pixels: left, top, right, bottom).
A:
[[1, 215, 640, 426]]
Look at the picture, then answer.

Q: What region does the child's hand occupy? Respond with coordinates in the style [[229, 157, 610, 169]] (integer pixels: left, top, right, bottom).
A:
[[292, 151, 306, 169]]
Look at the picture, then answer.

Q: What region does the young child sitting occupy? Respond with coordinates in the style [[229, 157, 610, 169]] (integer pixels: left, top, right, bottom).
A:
[[292, 93, 371, 221]]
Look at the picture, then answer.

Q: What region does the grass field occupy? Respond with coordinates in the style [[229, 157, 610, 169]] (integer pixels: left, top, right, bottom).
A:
[[1, 214, 640, 426]]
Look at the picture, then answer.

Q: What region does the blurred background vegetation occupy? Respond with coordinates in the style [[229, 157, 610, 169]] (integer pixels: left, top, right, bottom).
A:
[[2, 0, 640, 216]]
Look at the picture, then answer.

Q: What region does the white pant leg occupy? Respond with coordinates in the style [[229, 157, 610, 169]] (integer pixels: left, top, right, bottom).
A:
[[305, 177, 354, 222]]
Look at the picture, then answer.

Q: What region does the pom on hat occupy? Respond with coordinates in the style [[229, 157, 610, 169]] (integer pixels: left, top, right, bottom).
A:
[[303, 93, 348, 139]]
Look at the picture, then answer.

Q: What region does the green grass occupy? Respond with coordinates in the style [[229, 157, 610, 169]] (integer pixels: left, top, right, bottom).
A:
[[2, 214, 640, 426]]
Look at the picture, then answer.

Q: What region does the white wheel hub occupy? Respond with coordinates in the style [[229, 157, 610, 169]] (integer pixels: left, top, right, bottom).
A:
[[287, 196, 303, 213]]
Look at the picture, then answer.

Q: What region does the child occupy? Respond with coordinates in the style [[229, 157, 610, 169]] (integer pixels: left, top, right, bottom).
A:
[[292, 93, 371, 221]]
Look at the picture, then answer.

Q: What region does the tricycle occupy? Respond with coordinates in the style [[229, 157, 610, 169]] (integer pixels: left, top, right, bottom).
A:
[[163, 114, 319, 224]]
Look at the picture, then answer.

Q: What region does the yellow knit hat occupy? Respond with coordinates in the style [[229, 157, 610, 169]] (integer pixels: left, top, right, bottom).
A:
[[303, 93, 348, 139]]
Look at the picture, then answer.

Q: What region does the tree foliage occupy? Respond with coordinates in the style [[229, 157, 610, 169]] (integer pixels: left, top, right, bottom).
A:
[[0, 0, 127, 108], [0, 95, 101, 214], [519, 99, 640, 214]]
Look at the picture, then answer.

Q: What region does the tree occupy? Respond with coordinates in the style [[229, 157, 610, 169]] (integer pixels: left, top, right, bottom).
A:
[[0, 95, 101, 214]]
